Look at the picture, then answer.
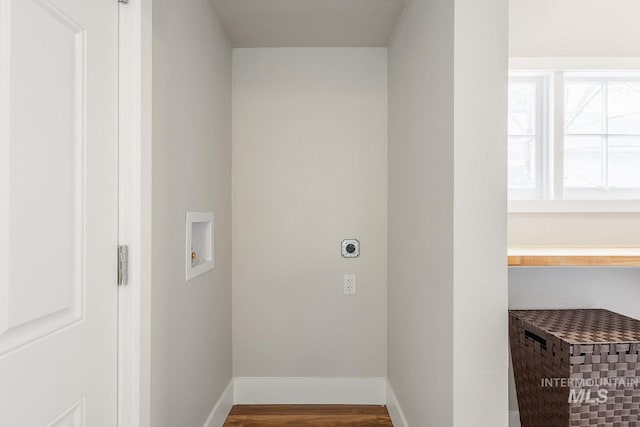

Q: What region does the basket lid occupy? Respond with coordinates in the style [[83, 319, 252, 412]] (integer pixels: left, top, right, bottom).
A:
[[509, 309, 640, 344]]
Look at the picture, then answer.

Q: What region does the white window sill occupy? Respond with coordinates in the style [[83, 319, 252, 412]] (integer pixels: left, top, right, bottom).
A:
[[509, 200, 640, 214]]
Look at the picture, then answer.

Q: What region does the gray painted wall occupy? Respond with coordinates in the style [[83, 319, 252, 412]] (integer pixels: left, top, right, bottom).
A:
[[232, 48, 388, 377], [151, 0, 232, 425]]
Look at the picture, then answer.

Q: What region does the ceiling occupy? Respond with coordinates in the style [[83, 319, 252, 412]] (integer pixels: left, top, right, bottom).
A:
[[210, 0, 406, 48]]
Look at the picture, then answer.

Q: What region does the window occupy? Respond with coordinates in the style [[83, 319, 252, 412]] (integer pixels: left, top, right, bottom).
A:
[[508, 71, 640, 203], [508, 75, 548, 199]]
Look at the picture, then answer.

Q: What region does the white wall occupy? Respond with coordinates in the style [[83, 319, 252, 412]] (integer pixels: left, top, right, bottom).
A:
[[509, 0, 640, 57], [151, 0, 232, 425], [452, 0, 509, 425], [232, 48, 388, 378], [388, 0, 508, 425], [509, 1, 640, 421], [387, 0, 454, 424], [509, 213, 640, 246], [510, 268, 640, 317]]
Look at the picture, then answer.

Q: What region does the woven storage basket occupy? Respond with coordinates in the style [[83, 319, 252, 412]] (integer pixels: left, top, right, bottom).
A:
[[510, 309, 640, 427]]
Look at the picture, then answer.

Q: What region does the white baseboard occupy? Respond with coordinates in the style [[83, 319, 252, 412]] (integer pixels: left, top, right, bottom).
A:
[[509, 410, 521, 427], [204, 377, 508, 427], [385, 380, 409, 427], [233, 377, 386, 405], [203, 379, 234, 427]]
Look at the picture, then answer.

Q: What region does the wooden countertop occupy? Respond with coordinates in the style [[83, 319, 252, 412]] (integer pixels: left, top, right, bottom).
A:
[[508, 247, 640, 267]]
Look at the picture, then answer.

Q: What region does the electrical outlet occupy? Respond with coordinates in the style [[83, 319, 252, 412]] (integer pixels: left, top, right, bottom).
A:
[[344, 274, 357, 295], [341, 239, 360, 258]]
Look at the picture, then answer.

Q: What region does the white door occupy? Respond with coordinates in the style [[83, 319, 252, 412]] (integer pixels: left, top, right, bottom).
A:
[[0, 0, 119, 425]]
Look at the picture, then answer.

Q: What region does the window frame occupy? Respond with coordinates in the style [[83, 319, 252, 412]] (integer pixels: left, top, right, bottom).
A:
[[508, 72, 552, 200], [508, 57, 640, 213]]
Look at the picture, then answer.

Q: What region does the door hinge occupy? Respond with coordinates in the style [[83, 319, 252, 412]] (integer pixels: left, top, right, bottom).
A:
[[119, 0, 129, 4], [118, 245, 128, 286]]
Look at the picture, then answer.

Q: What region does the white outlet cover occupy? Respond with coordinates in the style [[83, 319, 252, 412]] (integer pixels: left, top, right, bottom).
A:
[[344, 274, 357, 295]]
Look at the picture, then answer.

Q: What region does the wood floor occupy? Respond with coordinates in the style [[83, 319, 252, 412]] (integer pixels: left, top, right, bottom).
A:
[[223, 405, 393, 426]]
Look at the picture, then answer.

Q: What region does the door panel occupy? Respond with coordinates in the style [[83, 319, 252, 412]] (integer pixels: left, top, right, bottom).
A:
[[2, 0, 85, 353], [0, 0, 118, 425], [44, 398, 84, 427]]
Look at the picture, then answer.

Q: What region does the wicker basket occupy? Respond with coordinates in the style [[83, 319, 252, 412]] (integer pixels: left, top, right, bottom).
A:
[[509, 309, 640, 427]]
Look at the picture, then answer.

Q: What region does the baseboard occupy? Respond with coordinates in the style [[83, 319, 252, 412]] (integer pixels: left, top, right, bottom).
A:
[[203, 379, 234, 427], [205, 377, 509, 426], [385, 380, 409, 427], [233, 377, 386, 405], [509, 410, 521, 427]]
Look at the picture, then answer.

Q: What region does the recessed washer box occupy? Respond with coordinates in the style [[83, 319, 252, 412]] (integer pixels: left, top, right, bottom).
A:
[[185, 211, 214, 281]]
